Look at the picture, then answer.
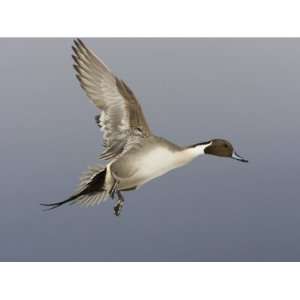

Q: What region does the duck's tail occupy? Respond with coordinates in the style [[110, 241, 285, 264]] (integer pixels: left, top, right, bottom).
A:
[[41, 165, 109, 210]]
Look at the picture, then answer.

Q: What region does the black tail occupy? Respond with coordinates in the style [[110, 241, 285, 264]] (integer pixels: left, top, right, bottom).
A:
[[40, 194, 80, 211], [41, 166, 107, 210]]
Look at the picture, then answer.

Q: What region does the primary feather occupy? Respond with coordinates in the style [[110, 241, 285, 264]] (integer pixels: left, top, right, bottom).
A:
[[72, 39, 152, 161]]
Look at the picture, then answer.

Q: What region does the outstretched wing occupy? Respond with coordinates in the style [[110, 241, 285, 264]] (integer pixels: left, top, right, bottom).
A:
[[72, 39, 151, 160]]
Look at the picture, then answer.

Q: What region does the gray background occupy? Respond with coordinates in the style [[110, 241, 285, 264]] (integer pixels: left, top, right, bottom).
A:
[[0, 38, 299, 261]]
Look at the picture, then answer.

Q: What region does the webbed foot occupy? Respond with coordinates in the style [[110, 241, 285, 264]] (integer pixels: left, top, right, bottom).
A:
[[113, 190, 125, 217], [114, 200, 124, 216]]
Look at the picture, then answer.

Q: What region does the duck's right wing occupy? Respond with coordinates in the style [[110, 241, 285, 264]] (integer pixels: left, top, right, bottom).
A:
[[72, 39, 152, 160]]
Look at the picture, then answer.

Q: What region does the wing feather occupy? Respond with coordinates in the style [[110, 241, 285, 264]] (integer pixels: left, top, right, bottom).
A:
[[72, 39, 151, 160]]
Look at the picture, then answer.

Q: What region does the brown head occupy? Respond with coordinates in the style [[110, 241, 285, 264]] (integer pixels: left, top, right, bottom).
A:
[[202, 139, 248, 162]]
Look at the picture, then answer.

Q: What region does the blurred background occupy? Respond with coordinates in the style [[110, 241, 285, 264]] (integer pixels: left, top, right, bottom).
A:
[[0, 38, 299, 261]]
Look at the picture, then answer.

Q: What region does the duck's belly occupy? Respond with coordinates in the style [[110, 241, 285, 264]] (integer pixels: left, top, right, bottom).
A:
[[112, 147, 182, 190]]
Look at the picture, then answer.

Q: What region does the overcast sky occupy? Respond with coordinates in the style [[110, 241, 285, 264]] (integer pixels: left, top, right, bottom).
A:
[[0, 38, 300, 261]]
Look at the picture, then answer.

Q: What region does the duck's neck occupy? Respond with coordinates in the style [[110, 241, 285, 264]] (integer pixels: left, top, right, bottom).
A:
[[177, 143, 209, 165]]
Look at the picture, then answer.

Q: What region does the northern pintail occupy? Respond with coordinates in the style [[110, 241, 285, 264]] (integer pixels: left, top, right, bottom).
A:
[[41, 39, 248, 216]]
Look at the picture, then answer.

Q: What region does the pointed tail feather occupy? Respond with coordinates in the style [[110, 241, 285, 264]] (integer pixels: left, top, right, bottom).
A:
[[41, 165, 109, 210], [40, 194, 80, 211]]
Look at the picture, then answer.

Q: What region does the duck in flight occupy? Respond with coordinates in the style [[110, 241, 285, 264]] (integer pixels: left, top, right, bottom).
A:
[[41, 39, 248, 216]]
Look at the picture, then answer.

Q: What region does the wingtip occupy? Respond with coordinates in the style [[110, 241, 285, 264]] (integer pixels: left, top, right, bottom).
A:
[[77, 38, 85, 48], [75, 73, 82, 83], [73, 38, 86, 49], [73, 64, 80, 74], [71, 45, 77, 53], [72, 54, 79, 65], [73, 38, 80, 44]]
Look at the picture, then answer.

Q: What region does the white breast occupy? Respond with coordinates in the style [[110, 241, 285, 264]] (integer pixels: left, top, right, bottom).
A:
[[124, 147, 189, 188], [139, 148, 177, 176], [118, 143, 208, 190]]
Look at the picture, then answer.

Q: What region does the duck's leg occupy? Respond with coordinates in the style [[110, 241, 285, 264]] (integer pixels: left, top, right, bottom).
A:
[[114, 190, 125, 217], [108, 173, 125, 216], [109, 180, 118, 200]]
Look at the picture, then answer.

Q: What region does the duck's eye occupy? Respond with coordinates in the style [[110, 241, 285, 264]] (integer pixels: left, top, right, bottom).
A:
[[224, 144, 228, 148]]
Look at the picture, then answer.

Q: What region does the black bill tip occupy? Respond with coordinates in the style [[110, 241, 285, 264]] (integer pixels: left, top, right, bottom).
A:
[[232, 152, 248, 163]]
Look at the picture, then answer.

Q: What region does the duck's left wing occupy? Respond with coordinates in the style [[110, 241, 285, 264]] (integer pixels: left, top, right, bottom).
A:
[[72, 39, 152, 160]]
